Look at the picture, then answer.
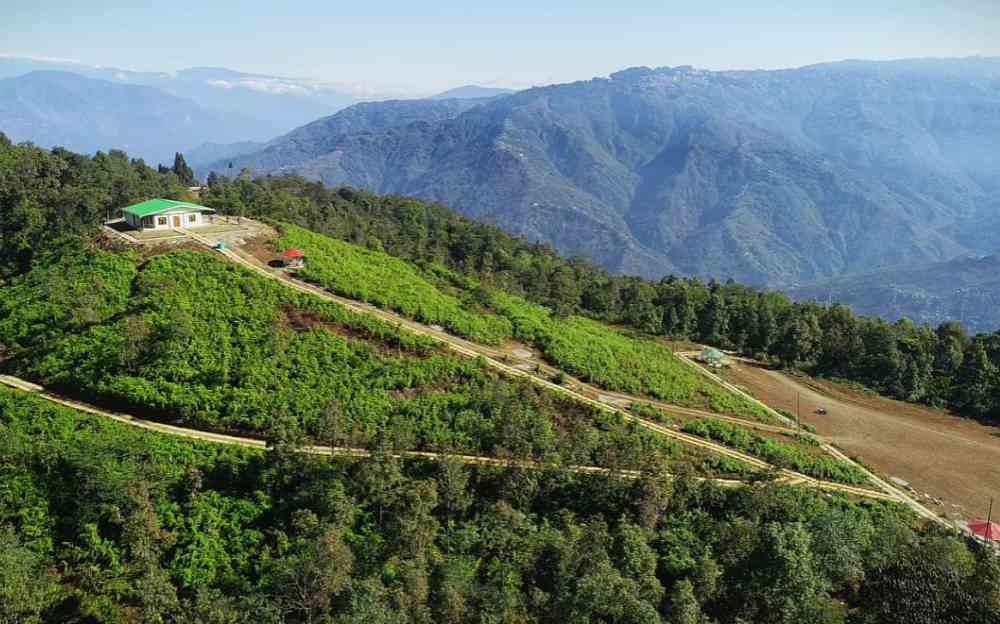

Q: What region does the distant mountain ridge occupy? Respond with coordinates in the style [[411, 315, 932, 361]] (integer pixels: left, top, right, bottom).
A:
[[198, 97, 491, 178], [790, 253, 1000, 333], [202, 57, 1000, 285], [431, 85, 517, 99], [0, 56, 359, 140], [0, 70, 258, 164]]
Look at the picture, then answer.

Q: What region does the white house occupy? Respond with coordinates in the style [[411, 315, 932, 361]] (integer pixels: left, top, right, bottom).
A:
[[122, 198, 216, 231]]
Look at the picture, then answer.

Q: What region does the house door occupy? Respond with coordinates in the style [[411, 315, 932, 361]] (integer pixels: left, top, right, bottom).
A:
[[173, 215, 181, 228]]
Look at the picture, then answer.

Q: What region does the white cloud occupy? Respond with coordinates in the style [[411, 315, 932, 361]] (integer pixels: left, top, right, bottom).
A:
[[205, 77, 315, 95], [0, 52, 88, 65]]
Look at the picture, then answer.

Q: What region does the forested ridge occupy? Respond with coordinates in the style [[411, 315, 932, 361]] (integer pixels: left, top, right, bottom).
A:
[[199, 172, 1000, 425], [2, 137, 1000, 622], [200, 58, 1000, 290], [3, 134, 998, 425]]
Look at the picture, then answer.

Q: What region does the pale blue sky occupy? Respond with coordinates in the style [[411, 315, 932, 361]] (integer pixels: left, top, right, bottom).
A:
[[4, 1, 999, 94]]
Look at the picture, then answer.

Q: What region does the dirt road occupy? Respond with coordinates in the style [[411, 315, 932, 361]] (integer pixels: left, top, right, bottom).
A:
[[0, 374, 648, 480], [723, 360, 1000, 518]]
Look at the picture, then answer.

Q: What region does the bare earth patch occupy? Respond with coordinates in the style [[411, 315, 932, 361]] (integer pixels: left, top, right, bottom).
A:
[[279, 305, 435, 358], [724, 360, 1000, 519]]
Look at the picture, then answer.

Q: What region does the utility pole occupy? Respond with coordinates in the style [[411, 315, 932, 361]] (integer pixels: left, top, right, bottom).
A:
[[796, 392, 801, 433], [988, 497, 994, 542]]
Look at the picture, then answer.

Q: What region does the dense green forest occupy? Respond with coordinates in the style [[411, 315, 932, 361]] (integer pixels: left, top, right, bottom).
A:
[[196, 173, 1000, 425], [2, 138, 999, 622], [3, 387, 998, 624]]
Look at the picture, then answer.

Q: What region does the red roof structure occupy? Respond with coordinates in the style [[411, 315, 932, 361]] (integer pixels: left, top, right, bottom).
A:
[[968, 519, 1000, 541], [281, 248, 305, 258]]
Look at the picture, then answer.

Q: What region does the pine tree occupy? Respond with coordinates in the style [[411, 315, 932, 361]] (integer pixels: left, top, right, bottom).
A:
[[667, 579, 706, 624], [172, 152, 195, 185]]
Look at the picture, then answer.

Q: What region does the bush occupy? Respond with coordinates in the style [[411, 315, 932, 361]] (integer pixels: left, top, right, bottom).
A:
[[682, 418, 868, 485]]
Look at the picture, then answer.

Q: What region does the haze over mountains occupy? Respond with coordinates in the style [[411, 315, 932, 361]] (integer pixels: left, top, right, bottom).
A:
[[203, 57, 1000, 292], [431, 85, 517, 99], [0, 71, 262, 165], [0, 55, 521, 166], [790, 253, 1000, 333], [0, 56, 358, 140]]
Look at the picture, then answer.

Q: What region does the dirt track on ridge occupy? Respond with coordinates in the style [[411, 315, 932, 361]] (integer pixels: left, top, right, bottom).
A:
[[723, 360, 1000, 518]]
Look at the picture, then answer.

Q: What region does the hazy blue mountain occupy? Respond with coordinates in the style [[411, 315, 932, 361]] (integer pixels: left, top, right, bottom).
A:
[[0, 56, 358, 139], [198, 98, 489, 178], [790, 254, 1000, 333], [204, 57, 1000, 284], [431, 85, 517, 99], [185, 140, 265, 168], [0, 71, 256, 164]]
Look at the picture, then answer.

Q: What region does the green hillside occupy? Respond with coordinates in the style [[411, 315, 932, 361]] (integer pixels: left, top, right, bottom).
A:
[[276, 224, 513, 344], [0, 241, 701, 472], [2, 139, 998, 623], [276, 223, 770, 420]]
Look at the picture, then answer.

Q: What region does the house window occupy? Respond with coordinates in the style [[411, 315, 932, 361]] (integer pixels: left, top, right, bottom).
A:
[[188, 213, 197, 223], [142, 216, 154, 227], [157, 216, 168, 226]]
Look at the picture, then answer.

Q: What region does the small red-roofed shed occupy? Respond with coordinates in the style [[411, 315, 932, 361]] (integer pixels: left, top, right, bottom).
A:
[[281, 248, 305, 268]]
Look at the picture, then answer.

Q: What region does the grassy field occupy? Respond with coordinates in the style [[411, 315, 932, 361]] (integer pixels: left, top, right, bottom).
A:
[[682, 418, 869, 485]]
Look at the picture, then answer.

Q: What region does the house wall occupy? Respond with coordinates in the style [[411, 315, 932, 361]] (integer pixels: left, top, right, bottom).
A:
[[138, 210, 205, 231]]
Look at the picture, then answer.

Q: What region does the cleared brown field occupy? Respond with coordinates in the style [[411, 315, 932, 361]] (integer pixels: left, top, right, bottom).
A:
[[723, 360, 1000, 519]]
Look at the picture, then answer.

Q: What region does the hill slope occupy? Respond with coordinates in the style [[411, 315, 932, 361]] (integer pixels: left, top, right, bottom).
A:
[[790, 253, 1000, 333], [199, 97, 492, 179], [204, 57, 1000, 285], [0, 140, 995, 622]]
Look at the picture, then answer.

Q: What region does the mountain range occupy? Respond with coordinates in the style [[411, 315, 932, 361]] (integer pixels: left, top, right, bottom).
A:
[[201, 57, 1000, 289], [0, 71, 263, 165], [431, 85, 517, 99], [0, 56, 358, 140], [0, 55, 522, 166]]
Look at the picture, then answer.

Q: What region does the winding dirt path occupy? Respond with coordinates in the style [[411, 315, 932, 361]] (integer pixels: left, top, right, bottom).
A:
[[176, 229, 895, 502], [0, 374, 650, 480]]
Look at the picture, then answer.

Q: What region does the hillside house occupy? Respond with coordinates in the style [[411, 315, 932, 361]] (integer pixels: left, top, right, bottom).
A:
[[122, 198, 216, 231], [698, 347, 726, 368]]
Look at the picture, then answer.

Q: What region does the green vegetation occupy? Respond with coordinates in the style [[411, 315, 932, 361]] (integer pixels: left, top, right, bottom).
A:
[[490, 292, 772, 419], [682, 419, 870, 485], [0, 241, 692, 472], [276, 223, 513, 344], [273, 222, 770, 419], [4, 140, 999, 623], [3, 386, 997, 624], [198, 175, 1000, 425]]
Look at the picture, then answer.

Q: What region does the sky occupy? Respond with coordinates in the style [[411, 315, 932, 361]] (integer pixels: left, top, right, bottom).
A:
[[4, 0, 1000, 95]]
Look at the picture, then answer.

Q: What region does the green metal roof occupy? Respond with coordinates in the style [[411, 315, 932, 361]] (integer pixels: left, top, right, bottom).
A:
[[701, 347, 724, 360], [123, 198, 214, 217]]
